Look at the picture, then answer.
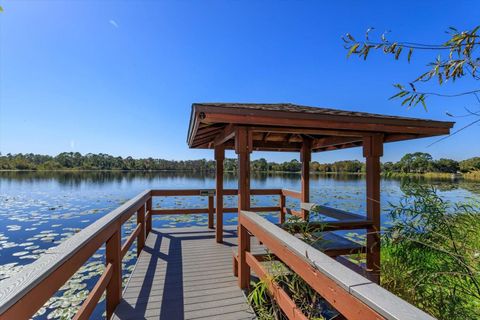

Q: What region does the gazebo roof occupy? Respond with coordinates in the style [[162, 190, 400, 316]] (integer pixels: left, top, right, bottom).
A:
[[187, 103, 454, 152]]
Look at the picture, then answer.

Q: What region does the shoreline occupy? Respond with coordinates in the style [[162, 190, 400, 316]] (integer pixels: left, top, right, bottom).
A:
[[1, 169, 479, 180]]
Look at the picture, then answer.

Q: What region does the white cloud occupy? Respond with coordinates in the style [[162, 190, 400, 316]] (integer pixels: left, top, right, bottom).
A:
[[70, 140, 75, 150], [109, 19, 119, 28]]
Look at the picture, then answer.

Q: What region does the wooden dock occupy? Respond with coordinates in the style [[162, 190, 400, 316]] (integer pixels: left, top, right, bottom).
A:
[[112, 226, 256, 320]]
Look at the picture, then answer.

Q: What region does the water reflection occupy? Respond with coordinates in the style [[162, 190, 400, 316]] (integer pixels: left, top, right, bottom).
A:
[[0, 171, 479, 195]]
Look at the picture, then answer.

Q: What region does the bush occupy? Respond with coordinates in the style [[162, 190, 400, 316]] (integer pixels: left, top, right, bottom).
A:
[[382, 183, 480, 319]]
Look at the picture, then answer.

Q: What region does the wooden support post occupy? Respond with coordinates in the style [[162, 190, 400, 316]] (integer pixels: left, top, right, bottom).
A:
[[137, 204, 145, 257], [279, 194, 286, 224], [236, 127, 252, 289], [300, 138, 312, 221], [208, 195, 214, 229], [238, 223, 251, 289], [215, 144, 225, 243], [106, 228, 122, 319], [363, 134, 383, 284], [236, 127, 252, 212], [146, 197, 152, 235]]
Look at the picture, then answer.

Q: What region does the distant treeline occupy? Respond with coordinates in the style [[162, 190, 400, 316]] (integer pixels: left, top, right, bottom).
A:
[[0, 152, 479, 174]]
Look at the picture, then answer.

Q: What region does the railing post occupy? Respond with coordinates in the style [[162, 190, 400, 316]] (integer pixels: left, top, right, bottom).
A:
[[363, 134, 383, 284], [146, 197, 152, 235], [300, 138, 312, 221], [137, 204, 145, 257], [215, 144, 225, 243], [106, 228, 121, 319], [279, 193, 286, 224], [208, 195, 214, 229], [238, 218, 251, 290]]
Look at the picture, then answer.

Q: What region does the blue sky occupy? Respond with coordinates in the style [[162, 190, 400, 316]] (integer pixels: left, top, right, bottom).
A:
[[1, 1, 479, 163]]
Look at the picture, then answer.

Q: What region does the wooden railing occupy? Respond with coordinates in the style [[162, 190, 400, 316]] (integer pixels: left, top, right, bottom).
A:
[[238, 210, 434, 320], [0, 190, 152, 320], [150, 188, 284, 229], [0, 188, 388, 320], [0, 188, 284, 320]]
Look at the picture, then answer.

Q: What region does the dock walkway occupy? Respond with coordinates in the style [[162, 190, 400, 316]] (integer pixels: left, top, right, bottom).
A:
[[112, 226, 257, 320]]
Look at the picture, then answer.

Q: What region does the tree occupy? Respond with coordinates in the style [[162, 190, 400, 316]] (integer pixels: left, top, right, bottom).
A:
[[433, 158, 459, 173], [459, 157, 480, 172], [397, 152, 433, 173], [344, 26, 480, 139]]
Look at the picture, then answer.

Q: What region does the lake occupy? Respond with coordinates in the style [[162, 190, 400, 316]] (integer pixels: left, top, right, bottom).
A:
[[1, 171, 479, 319]]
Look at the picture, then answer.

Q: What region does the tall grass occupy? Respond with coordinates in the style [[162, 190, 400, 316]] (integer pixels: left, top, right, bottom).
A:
[[381, 184, 480, 319], [464, 170, 480, 180], [247, 184, 480, 319]]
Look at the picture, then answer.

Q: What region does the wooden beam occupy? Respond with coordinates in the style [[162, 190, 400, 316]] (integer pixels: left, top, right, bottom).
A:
[[215, 145, 225, 243], [251, 141, 302, 151], [214, 124, 236, 146], [202, 112, 451, 135], [312, 136, 363, 149], [250, 126, 373, 137], [363, 134, 383, 284]]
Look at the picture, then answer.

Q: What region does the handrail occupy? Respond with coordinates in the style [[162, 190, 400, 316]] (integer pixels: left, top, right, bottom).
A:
[[238, 210, 435, 320], [150, 188, 285, 229], [301, 202, 366, 220], [0, 189, 151, 320]]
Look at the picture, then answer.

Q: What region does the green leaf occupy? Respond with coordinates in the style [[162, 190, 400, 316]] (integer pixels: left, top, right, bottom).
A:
[[408, 48, 413, 62], [347, 43, 359, 57], [395, 47, 403, 60]]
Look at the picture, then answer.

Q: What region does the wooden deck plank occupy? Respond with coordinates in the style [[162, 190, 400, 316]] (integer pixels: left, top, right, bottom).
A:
[[112, 226, 256, 320]]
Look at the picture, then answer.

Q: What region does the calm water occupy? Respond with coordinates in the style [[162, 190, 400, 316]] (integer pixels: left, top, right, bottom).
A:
[[1, 171, 479, 319]]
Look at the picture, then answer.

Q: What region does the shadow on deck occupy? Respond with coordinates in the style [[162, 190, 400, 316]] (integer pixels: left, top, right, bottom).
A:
[[112, 227, 256, 320]]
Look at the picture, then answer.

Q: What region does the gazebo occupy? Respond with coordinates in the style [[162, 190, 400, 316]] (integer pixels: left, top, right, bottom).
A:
[[187, 103, 454, 283]]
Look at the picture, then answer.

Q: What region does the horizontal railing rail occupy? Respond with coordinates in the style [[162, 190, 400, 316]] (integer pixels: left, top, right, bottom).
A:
[[150, 188, 284, 229], [238, 210, 434, 320]]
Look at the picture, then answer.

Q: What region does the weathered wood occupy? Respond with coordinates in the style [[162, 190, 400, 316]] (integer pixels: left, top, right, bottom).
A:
[[73, 263, 113, 320], [239, 210, 434, 320], [106, 229, 122, 319], [364, 134, 383, 284]]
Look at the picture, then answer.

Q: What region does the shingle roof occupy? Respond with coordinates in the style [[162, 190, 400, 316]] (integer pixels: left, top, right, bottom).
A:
[[187, 102, 454, 152], [193, 102, 433, 122]]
